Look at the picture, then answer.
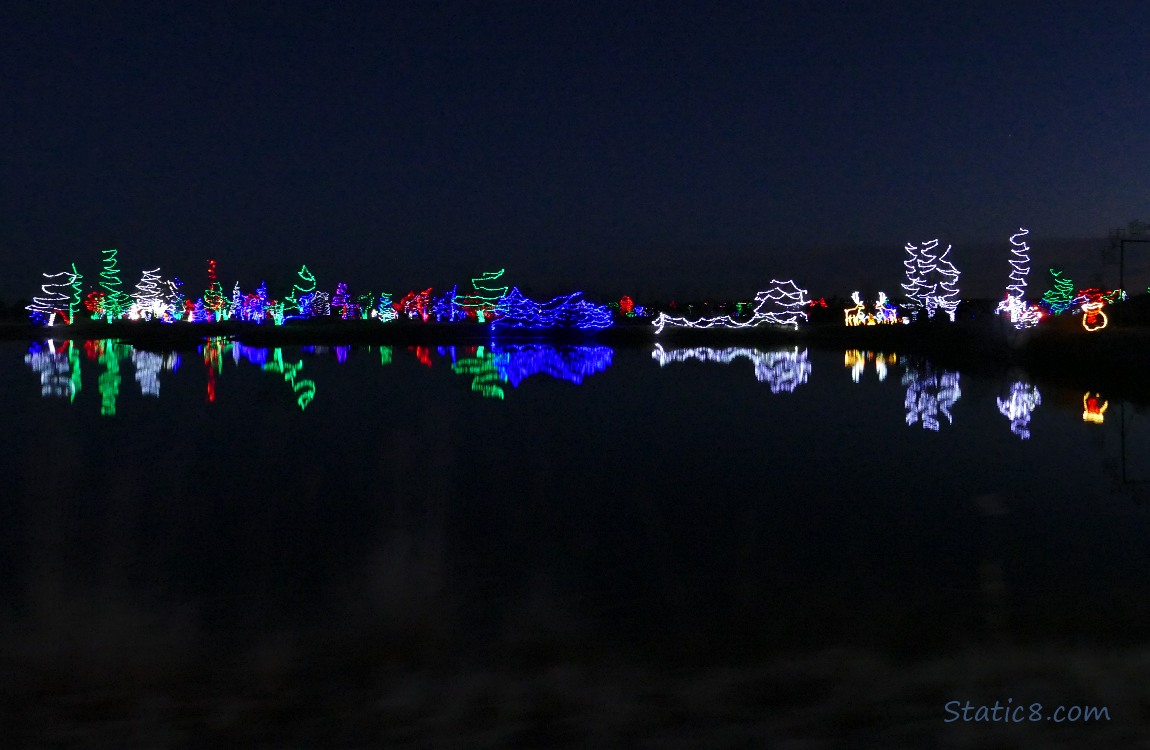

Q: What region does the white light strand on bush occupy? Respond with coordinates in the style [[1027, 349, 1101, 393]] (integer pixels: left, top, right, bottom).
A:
[[652, 280, 808, 333], [997, 381, 1041, 439]]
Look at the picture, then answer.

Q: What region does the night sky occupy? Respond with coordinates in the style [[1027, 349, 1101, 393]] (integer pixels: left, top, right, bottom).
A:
[[3, 1, 1148, 301]]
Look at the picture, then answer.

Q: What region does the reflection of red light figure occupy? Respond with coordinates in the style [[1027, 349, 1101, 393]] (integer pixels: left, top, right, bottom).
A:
[[1082, 392, 1108, 424], [409, 346, 433, 368], [84, 339, 104, 361]]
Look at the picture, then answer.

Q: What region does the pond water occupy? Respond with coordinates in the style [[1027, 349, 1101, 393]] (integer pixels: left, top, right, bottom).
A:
[[6, 338, 1150, 745]]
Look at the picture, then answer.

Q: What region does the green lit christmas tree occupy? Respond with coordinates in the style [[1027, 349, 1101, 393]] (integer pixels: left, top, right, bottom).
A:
[[1041, 267, 1075, 315], [99, 248, 131, 321]]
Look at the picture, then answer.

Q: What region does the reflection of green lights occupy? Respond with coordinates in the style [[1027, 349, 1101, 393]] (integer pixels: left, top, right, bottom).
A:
[[452, 345, 504, 399], [379, 345, 393, 366], [68, 343, 81, 403], [262, 347, 316, 411], [98, 340, 125, 415]]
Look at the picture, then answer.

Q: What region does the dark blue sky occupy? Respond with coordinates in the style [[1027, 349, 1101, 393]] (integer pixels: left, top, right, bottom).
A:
[[3, 1, 1148, 300]]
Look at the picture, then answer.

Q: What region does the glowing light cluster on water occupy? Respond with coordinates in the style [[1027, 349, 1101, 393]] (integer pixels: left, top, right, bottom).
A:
[[843, 350, 896, 382], [997, 381, 1041, 439], [651, 344, 811, 393], [903, 363, 961, 431]]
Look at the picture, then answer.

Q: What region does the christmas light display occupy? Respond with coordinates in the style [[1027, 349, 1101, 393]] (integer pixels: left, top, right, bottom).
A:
[[375, 293, 398, 323], [397, 288, 432, 321], [653, 280, 808, 333], [1081, 300, 1108, 332], [901, 243, 928, 319], [27, 271, 76, 325], [619, 296, 635, 316], [457, 269, 509, 322], [875, 292, 899, 323], [1041, 268, 1076, 315], [131, 268, 164, 320], [1082, 392, 1108, 424], [431, 285, 467, 322], [843, 350, 897, 383], [492, 288, 613, 330], [287, 264, 317, 314], [997, 381, 1041, 439], [203, 259, 227, 320], [903, 362, 961, 430], [651, 344, 810, 393], [993, 229, 1042, 329], [24, 340, 75, 397], [379, 345, 393, 365], [98, 248, 131, 321], [67, 263, 84, 323], [844, 292, 867, 326], [934, 243, 961, 321], [163, 278, 185, 321]]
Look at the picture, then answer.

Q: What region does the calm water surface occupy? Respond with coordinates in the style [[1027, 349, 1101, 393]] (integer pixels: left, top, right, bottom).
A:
[[6, 338, 1150, 745]]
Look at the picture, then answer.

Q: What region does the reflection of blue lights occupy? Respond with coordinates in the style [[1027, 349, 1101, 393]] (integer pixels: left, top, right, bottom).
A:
[[494, 344, 614, 386], [651, 344, 811, 394]]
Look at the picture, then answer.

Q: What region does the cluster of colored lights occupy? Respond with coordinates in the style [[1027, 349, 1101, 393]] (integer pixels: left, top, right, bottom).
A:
[[844, 292, 900, 326], [651, 344, 811, 393], [843, 350, 897, 382], [653, 280, 809, 334], [997, 381, 1041, 439], [1074, 288, 1123, 333]]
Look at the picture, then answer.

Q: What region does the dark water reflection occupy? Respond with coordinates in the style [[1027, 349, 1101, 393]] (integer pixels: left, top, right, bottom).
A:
[[6, 339, 1150, 745]]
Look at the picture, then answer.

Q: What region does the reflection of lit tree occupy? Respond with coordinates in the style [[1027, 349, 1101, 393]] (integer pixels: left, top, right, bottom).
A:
[[24, 340, 75, 398], [133, 349, 163, 396], [651, 345, 810, 393], [997, 381, 1041, 439], [903, 362, 961, 430], [261, 347, 316, 410], [453, 345, 505, 399], [95, 340, 127, 415]]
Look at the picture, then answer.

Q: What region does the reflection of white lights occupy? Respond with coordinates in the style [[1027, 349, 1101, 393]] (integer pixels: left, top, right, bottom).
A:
[[997, 381, 1041, 439], [652, 344, 810, 393], [903, 363, 961, 430], [132, 350, 163, 397], [25, 340, 74, 397]]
